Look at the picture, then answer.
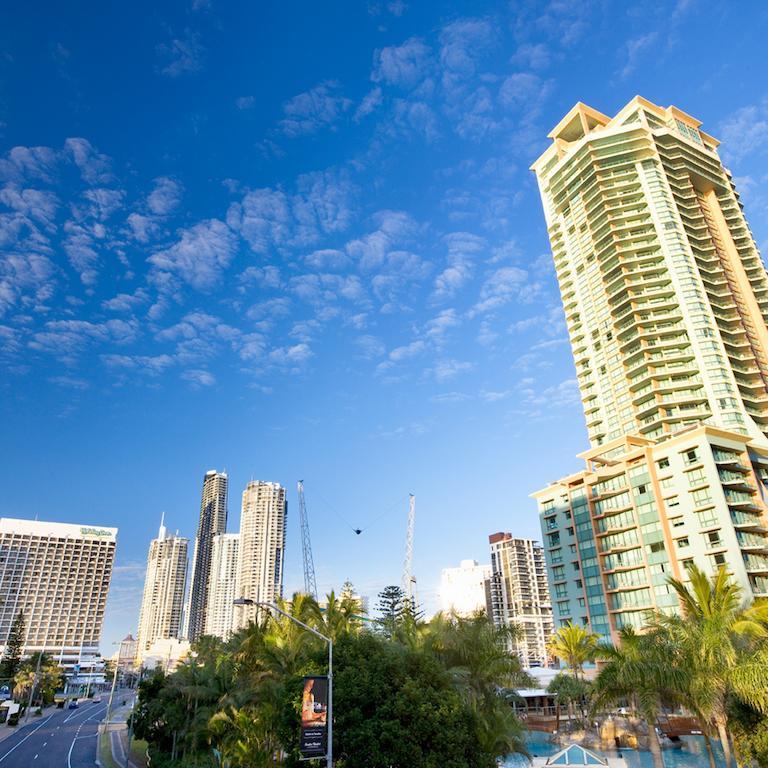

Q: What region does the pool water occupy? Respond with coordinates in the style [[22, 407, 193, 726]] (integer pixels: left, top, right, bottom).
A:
[[504, 730, 726, 767]]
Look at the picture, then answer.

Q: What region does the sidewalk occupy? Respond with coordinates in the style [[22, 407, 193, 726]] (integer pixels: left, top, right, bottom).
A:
[[0, 703, 56, 744], [99, 694, 140, 768]]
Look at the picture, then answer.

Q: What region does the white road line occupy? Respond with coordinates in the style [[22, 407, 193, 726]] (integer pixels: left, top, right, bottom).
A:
[[0, 715, 53, 763], [67, 708, 106, 768]]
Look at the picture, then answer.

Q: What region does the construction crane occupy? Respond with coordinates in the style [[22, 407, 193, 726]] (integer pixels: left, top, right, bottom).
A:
[[402, 494, 416, 603], [297, 480, 318, 598]]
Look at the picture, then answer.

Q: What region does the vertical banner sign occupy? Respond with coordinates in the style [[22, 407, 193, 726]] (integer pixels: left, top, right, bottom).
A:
[[300, 676, 328, 760]]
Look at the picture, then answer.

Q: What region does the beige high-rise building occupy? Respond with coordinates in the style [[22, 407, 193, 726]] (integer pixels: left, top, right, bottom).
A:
[[532, 96, 768, 447], [235, 481, 286, 628], [531, 97, 768, 643], [0, 518, 117, 669], [136, 517, 188, 661], [203, 533, 240, 640], [488, 534, 553, 667]]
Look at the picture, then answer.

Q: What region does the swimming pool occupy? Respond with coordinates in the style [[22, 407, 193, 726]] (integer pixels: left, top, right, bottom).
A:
[[503, 730, 726, 766]]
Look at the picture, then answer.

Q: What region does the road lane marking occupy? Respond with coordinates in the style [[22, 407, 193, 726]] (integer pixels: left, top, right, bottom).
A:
[[67, 708, 107, 768], [0, 715, 53, 763]]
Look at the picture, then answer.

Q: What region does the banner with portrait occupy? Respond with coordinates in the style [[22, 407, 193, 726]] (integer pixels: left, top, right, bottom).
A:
[[299, 675, 328, 760]]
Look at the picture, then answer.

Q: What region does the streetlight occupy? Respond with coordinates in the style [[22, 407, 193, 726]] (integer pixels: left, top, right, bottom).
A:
[[233, 598, 332, 768], [105, 639, 128, 725]]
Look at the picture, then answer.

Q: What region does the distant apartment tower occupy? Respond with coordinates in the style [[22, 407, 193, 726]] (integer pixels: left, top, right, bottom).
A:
[[136, 518, 188, 661], [531, 97, 768, 642], [203, 533, 240, 640], [235, 481, 286, 628], [185, 470, 228, 642], [488, 534, 553, 667], [0, 518, 117, 667], [439, 559, 492, 617]]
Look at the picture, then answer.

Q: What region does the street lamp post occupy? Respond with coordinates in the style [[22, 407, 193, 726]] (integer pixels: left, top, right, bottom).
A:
[[233, 597, 333, 768], [106, 639, 127, 724]]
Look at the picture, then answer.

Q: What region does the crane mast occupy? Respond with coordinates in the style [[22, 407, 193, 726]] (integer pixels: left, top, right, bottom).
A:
[[402, 493, 416, 602], [297, 480, 318, 598]]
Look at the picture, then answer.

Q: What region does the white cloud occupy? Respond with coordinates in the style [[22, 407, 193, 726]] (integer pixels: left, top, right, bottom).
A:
[[147, 177, 183, 216], [102, 353, 174, 375], [430, 358, 473, 381], [388, 339, 425, 362], [720, 101, 768, 164], [182, 368, 216, 386], [621, 32, 658, 79], [279, 81, 352, 137], [354, 87, 383, 122], [0, 145, 58, 184], [472, 266, 531, 314], [372, 38, 433, 88], [0, 252, 56, 316], [269, 342, 313, 365], [30, 318, 137, 359], [432, 231, 485, 301], [149, 219, 237, 290], [304, 248, 350, 270], [64, 138, 113, 184], [236, 95, 255, 110], [157, 29, 204, 77]]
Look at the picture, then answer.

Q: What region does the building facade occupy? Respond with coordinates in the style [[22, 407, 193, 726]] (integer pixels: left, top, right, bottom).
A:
[[533, 428, 768, 641], [0, 518, 117, 668], [531, 97, 768, 643], [488, 534, 553, 667], [531, 96, 768, 447], [235, 481, 286, 628], [136, 518, 188, 661], [439, 559, 492, 617], [203, 533, 240, 640], [185, 470, 228, 642]]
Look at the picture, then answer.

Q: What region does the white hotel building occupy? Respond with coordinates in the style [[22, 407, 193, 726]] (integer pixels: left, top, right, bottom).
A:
[[0, 518, 117, 669]]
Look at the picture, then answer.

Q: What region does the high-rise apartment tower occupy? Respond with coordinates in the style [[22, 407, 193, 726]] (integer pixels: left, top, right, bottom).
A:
[[136, 517, 188, 661], [0, 518, 117, 668], [203, 533, 240, 640], [531, 97, 768, 642], [235, 481, 286, 628], [185, 470, 228, 642], [488, 534, 553, 667], [531, 96, 768, 447]]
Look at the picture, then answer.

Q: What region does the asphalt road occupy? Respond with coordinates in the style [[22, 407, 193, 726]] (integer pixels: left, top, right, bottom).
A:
[[0, 700, 106, 767]]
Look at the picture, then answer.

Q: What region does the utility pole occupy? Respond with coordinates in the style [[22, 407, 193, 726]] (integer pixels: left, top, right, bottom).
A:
[[297, 481, 318, 598]]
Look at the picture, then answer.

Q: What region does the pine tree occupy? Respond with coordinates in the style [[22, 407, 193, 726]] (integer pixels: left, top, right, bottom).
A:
[[0, 611, 25, 687], [375, 585, 405, 639]]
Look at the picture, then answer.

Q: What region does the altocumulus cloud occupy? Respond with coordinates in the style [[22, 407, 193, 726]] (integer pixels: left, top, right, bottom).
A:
[[149, 219, 238, 291]]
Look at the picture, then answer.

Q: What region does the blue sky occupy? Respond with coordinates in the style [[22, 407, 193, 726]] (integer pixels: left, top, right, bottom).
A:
[[2, 0, 768, 652]]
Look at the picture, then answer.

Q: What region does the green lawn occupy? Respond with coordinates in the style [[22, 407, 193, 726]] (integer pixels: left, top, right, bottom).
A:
[[98, 730, 120, 768], [129, 737, 149, 767]]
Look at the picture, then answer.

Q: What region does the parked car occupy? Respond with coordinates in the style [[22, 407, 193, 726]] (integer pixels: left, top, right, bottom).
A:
[[68, 700, 78, 709]]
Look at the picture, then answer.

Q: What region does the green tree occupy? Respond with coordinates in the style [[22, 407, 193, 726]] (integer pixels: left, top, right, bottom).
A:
[[375, 585, 406, 639], [660, 565, 768, 768], [547, 621, 599, 680], [547, 673, 591, 733], [592, 627, 683, 768], [317, 632, 494, 768], [0, 611, 24, 690]]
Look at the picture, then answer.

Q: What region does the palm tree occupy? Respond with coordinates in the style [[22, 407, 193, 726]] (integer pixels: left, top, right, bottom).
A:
[[425, 612, 532, 758], [593, 627, 684, 768], [660, 564, 768, 768], [547, 622, 599, 680]]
